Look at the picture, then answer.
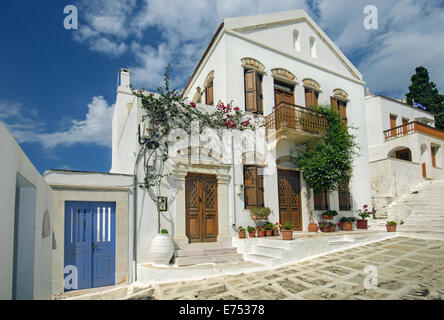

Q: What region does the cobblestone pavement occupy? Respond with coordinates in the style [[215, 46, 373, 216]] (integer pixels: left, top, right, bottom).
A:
[[138, 237, 444, 300]]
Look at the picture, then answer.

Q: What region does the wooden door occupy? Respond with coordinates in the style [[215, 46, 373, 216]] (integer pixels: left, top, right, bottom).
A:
[[186, 173, 218, 243], [278, 169, 302, 231], [422, 163, 427, 178]]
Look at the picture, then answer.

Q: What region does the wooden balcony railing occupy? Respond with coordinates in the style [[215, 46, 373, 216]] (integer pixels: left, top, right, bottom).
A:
[[265, 102, 328, 136], [384, 121, 444, 140]]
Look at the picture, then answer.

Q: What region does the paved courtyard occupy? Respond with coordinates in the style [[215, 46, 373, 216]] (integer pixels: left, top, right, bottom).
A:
[[134, 237, 444, 300]]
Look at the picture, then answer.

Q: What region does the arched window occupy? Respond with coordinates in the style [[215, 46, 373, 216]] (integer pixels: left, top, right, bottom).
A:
[[293, 30, 301, 52], [310, 36, 317, 58], [388, 147, 412, 162], [204, 71, 214, 106]]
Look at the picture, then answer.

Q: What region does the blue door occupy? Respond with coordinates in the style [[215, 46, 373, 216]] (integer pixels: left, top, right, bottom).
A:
[[64, 201, 116, 291]]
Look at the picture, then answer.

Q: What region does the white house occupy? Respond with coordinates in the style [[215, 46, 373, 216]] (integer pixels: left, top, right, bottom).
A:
[[111, 10, 372, 265], [0, 121, 53, 300], [365, 93, 444, 213]]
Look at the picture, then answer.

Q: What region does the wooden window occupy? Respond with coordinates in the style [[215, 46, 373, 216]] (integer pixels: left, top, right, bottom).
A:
[[305, 88, 318, 108], [338, 179, 351, 210], [431, 146, 438, 167], [395, 148, 412, 161], [244, 69, 263, 114], [390, 115, 397, 129], [330, 97, 338, 112], [330, 97, 347, 122], [313, 187, 328, 210], [274, 81, 294, 106], [402, 118, 409, 135], [205, 82, 214, 106], [243, 166, 264, 209]]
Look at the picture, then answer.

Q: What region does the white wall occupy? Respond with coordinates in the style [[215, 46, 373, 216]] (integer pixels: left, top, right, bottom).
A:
[[0, 121, 53, 300]]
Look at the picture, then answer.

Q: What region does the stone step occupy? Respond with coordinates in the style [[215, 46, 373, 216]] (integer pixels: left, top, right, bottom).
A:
[[398, 225, 444, 232], [258, 237, 294, 249], [398, 231, 444, 240], [175, 247, 237, 258], [174, 252, 244, 266], [253, 245, 287, 258], [243, 253, 281, 266]]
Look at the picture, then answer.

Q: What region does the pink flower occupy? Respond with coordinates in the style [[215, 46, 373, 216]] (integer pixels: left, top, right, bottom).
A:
[[363, 204, 368, 208], [190, 102, 196, 108], [234, 107, 240, 111]]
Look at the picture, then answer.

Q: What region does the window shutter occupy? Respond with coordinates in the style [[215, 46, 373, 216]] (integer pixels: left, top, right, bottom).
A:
[[390, 115, 397, 129], [205, 84, 214, 105], [244, 70, 258, 112], [244, 166, 257, 208], [256, 73, 263, 114], [314, 188, 328, 210], [256, 169, 264, 207], [431, 146, 437, 167], [330, 97, 338, 112], [338, 100, 347, 120], [338, 179, 351, 210], [305, 89, 313, 108]]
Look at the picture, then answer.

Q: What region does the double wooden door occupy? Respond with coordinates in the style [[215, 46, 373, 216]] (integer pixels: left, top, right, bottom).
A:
[[186, 173, 218, 243], [278, 169, 302, 231]]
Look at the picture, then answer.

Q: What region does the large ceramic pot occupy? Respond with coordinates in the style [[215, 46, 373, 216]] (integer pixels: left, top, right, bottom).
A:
[[342, 222, 353, 231], [150, 234, 175, 265], [308, 223, 319, 233], [281, 230, 293, 240], [357, 220, 368, 230]]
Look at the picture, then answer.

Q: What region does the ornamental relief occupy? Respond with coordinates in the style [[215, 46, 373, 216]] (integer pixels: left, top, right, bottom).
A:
[[241, 57, 266, 73], [271, 68, 297, 84], [333, 88, 349, 101], [302, 78, 321, 91], [192, 87, 202, 103]]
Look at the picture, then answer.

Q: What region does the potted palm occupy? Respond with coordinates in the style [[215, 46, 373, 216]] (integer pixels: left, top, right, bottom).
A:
[[281, 222, 294, 240], [340, 217, 356, 231], [247, 226, 256, 238], [357, 204, 371, 229], [150, 229, 175, 265], [238, 226, 246, 238]]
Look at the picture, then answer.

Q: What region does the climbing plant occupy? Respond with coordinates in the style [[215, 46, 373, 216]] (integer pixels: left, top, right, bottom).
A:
[[131, 64, 261, 190], [297, 105, 359, 222]]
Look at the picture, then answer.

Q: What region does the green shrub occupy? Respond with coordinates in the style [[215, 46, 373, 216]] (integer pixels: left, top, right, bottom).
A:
[[160, 229, 169, 234]]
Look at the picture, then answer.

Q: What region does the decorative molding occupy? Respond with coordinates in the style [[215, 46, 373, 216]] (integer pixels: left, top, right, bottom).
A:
[[333, 88, 349, 101], [276, 155, 299, 166], [176, 146, 223, 162], [241, 57, 265, 73], [204, 70, 214, 87], [271, 68, 297, 85], [192, 87, 202, 103], [302, 78, 321, 91], [242, 151, 267, 166]]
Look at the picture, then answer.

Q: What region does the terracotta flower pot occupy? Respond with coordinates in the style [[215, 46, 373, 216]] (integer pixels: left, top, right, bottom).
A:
[[342, 222, 353, 231], [308, 223, 319, 233], [239, 231, 246, 239], [257, 231, 265, 237], [265, 230, 273, 237], [322, 214, 334, 220], [248, 231, 256, 238], [386, 224, 397, 232], [273, 230, 280, 236], [357, 220, 368, 230], [281, 230, 293, 240]]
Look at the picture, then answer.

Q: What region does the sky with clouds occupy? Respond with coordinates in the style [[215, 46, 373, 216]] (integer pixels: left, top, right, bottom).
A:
[[1, 0, 444, 174]]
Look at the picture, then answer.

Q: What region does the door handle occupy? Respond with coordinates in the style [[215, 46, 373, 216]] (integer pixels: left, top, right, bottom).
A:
[[92, 243, 96, 252]]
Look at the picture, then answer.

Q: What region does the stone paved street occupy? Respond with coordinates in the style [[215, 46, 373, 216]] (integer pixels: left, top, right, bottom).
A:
[[135, 237, 444, 300]]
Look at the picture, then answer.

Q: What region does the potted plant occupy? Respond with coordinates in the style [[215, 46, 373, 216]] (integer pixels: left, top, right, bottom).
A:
[[264, 222, 274, 236], [308, 222, 319, 233], [256, 226, 265, 237], [238, 226, 246, 238], [340, 217, 356, 231], [150, 229, 175, 266], [273, 223, 281, 236], [319, 221, 338, 233], [250, 207, 271, 220], [281, 222, 294, 240], [386, 220, 403, 232], [247, 226, 256, 238], [357, 204, 371, 229], [321, 210, 338, 220]]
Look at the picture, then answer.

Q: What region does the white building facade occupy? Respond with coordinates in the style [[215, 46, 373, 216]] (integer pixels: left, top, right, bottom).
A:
[[111, 10, 372, 264], [365, 94, 444, 214]]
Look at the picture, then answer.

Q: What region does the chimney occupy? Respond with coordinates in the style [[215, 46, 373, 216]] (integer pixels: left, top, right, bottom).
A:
[[118, 68, 131, 90]]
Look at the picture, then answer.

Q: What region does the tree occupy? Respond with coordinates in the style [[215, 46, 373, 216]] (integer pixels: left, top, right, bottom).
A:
[[406, 66, 444, 130], [297, 106, 359, 223]]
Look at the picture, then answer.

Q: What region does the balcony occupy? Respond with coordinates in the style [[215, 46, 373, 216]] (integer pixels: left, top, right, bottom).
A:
[[265, 102, 328, 143], [384, 121, 444, 141]]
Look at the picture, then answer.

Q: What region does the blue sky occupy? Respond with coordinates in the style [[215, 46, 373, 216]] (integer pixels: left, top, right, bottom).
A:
[[1, 0, 444, 174]]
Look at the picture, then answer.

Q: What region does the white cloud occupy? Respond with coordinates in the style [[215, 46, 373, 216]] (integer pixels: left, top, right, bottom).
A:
[[73, 0, 444, 97], [1, 96, 114, 149]]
